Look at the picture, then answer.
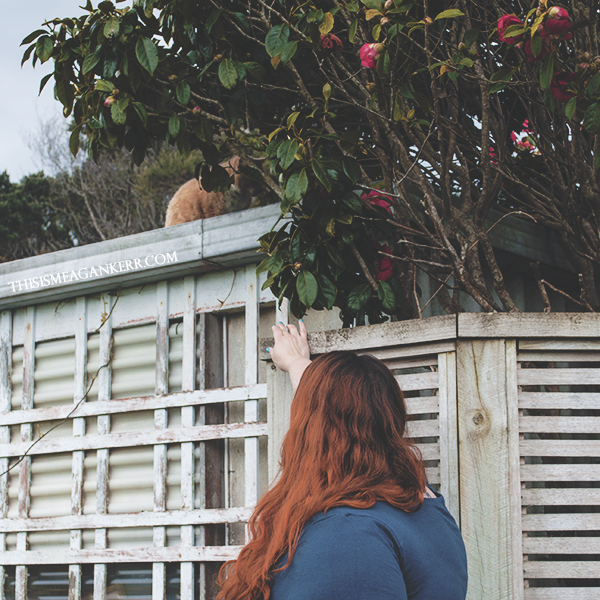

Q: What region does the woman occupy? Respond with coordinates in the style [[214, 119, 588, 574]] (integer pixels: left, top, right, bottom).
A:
[[218, 321, 468, 600]]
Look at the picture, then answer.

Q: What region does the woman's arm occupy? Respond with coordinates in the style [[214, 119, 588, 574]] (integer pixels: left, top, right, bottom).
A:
[[268, 321, 311, 392]]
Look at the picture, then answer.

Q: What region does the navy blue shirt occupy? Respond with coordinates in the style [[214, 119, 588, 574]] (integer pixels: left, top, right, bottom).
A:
[[270, 490, 468, 600]]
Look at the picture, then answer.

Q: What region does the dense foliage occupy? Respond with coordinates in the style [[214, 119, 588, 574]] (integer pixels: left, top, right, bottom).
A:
[[23, 0, 600, 322]]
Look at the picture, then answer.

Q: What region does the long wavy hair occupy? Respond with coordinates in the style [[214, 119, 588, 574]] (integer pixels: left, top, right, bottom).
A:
[[217, 351, 427, 600]]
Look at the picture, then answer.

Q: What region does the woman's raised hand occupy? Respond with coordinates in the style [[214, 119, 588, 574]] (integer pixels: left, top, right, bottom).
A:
[[269, 320, 311, 392]]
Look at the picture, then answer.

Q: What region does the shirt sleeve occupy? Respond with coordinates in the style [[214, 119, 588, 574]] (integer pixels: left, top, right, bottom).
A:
[[270, 511, 408, 600]]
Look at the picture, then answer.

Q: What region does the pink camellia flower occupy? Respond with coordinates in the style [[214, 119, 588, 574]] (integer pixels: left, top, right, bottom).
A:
[[522, 119, 531, 132], [550, 71, 577, 102], [372, 242, 394, 281], [497, 14, 525, 44], [321, 33, 343, 55], [362, 190, 393, 213], [360, 43, 382, 69], [192, 105, 202, 115], [510, 131, 518, 143], [545, 6, 572, 39], [489, 146, 498, 164], [524, 27, 549, 62], [104, 96, 116, 107]]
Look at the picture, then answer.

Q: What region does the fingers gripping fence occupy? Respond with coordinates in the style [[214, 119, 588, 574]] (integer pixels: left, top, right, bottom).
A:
[[0, 265, 270, 600]]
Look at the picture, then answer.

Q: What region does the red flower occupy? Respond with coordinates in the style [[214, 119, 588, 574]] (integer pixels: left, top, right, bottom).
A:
[[360, 43, 382, 69], [545, 6, 572, 40], [550, 71, 577, 102], [497, 14, 525, 44], [321, 34, 343, 55], [489, 146, 498, 164], [524, 27, 549, 62], [372, 242, 394, 281], [510, 131, 517, 143], [362, 190, 393, 213]]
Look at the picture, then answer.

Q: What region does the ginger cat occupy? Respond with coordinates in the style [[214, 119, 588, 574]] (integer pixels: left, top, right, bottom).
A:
[[165, 156, 275, 226]]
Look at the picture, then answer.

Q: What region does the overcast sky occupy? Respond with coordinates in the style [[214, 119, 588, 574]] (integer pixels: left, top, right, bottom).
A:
[[1, 0, 87, 182]]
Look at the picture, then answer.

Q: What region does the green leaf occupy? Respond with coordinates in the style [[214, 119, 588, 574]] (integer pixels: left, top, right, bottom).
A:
[[296, 271, 319, 307], [111, 100, 127, 124], [530, 31, 543, 58], [342, 156, 361, 184], [347, 283, 371, 312], [232, 12, 250, 32], [95, 80, 115, 92], [583, 102, 600, 133], [317, 273, 337, 309], [39, 73, 53, 95], [265, 24, 290, 57], [205, 9, 223, 33], [104, 16, 120, 37], [21, 43, 35, 67], [69, 127, 81, 157], [244, 61, 266, 81], [132, 102, 148, 126], [377, 281, 396, 312], [377, 50, 390, 77], [280, 41, 298, 64], [36, 36, 54, 63], [539, 53, 554, 91], [312, 158, 332, 192], [176, 81, 191, 105], [21, 29, 47, 46], [349, 18, 358, 43], [323, 83, 332, 101], [98, 1, 114, 13], [277, 139, 299, 170], [218, 59, 238, 89], [285, 169, 309, 202], [135, 37, 159, 75], [82, 46, 102, 74], [565, 97, 577, 121], [319, 12, 334, 34], [287, 111, 300, 129], [168, 113, 180, 137], [586, 72, 600, 97], [200, 163, 232, 192], [435, 9, 464, 20]]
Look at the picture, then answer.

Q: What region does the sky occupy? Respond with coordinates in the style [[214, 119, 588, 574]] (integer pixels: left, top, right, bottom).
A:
[[0, 0, 87, 182]]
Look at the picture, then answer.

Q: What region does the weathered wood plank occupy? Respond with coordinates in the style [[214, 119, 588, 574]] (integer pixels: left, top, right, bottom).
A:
[[303, 315, 457, 354], [414, 443, 440, 462], [518, 392, 600, 410], [522, 513, 600, 531], [0, 310, 12, 600], [245, 266, 259, 518], [521, 487, 600, 505], [424, 466, 440, 485], [181, 276, 196, 600], [520, 417, 600, 434], [0, 546, 244, 565], [405, 397, 439, 416], [519, 339, 600, 351], [0, 506, 254, 533], [405, 419, 439, 439], [438, 352, 459, 522], [506, 340, 524, 600], [395, 371, 439, 391], [0, 384, 268, 427], [524, 589, 600, 600], [95, 295, 113, 600], [520, 439, 600, 457], [518, 351, 600, 362], [518, 368, 600, 386], [70, 297, 87, 600], [267, 366, 294, 485], [0, 421, 267, 458], [521, 464, 600, 481], [362, 342, 455, 361], [522, 536, 600, 554], [16, 307, 35, 600], [457, 339, 522, 600], [459, 313, 600, 338], [154, 281, 168, 600], [523, 561, 600, 579]]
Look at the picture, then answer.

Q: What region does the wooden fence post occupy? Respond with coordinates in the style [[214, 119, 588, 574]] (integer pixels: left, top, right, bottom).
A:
[[457, 338, 523, 600], [266, 367, 294, 485]]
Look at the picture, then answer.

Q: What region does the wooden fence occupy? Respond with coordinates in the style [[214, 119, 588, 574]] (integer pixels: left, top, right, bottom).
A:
[[267, 313, 600, 600]]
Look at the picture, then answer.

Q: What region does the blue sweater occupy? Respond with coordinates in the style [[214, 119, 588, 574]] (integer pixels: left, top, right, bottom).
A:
[[270, 491, 468, 600]]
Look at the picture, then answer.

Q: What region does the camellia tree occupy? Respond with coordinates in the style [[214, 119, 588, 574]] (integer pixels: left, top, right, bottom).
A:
[[22, 0, 600, 323]]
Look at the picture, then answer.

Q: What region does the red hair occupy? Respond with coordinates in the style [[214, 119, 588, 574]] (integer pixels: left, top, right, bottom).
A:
[[217, 351, 427, 600]]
